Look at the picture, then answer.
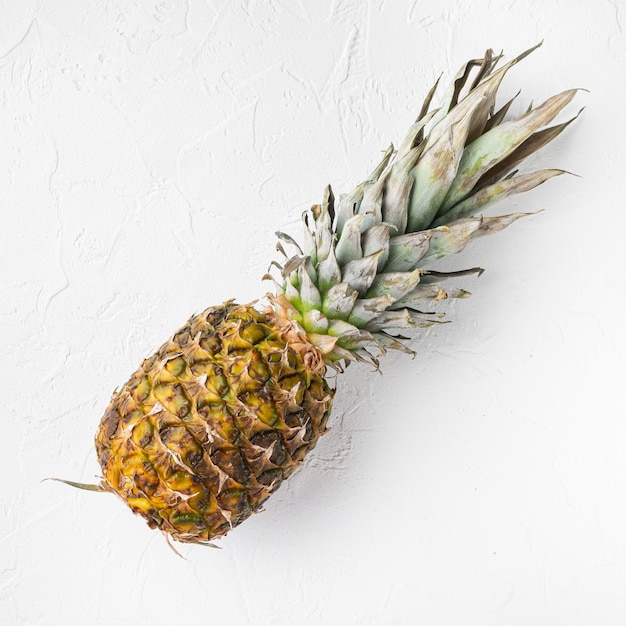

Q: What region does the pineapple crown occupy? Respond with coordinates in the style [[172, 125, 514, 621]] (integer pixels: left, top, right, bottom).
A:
[[266, 43, 581, 367]]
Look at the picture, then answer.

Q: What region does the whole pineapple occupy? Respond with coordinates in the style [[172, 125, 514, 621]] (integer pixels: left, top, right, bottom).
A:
[[66, 44, 580, 546]]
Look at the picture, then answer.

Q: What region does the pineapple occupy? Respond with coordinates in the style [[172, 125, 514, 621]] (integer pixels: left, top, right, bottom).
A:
[[59, 44, 580, 546]]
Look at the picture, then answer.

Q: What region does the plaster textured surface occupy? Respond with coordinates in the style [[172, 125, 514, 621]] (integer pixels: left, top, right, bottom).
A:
[[1, 1, 625, 624]]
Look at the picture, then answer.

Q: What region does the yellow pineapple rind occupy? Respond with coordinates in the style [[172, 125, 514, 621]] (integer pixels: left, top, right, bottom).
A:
[[95, 302, 334, 544]]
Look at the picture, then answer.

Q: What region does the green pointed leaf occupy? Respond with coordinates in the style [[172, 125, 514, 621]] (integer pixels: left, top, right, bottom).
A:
[[371, 332, 415, 356], [476, 107, 584, 188], [342, 251, 383, 295], [362, 223, 393, 270], [440, 89, 578, 212], [312, 187, 334, 263], [365, 309, 444, 332], [317, 245, 341, 293], [366, 269, 422, 300], [283, 277, 301, 309], [335, 214, 368, 266], [297, 265, 321, 312], [328, 320, 375, 350], [300, 212, 316, 263], [322, 283, 358, 320], [420, 213, 527, 263], [367, 144, 395, 181], [390, 284, 471, 308], [282, 255, 307, 288], [348, 295, 396, 327], [385, 230, 435, 272], [407, 106, 475, 232], [335, 146, 394, 235], [302, 309, 329, 334], [396, 109, 438, 159], [433, 169, 565, 225], [357, 172, 388, 230], [336, 189, 363, 236], [381, 145, 422, 235]]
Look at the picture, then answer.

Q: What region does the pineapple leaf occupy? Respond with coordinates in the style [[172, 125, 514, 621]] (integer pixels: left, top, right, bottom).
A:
[[390, 284, 471, 309], [321, 283, 358, 320], [366, 269, 423, 300], [407, 107, 475, 232], [316, 246, 341, 293], [476, 107, 584, 188], [433, 169, 565, 225], [297, 265, 322, 312], [381, 145, 423, 234], [361, 223, 394, 270], [365, 309, 446, 332], [420, 213, 529, 263], [335, 214, 368, 265], [439, 89, 579, 213], [348, 295, 397, 327], [335, 145, 394, 235], [384, 230, 435, 272], [341, 251, 383, 294]]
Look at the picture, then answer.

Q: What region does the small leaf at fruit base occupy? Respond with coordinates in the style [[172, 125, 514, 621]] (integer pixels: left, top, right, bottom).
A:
[[357, 172, 388, 230], [297, 265, 322, 312], [312, 187, 334, 263], [300, 211, 317, 264], [348, 295, 396, 327], [328, 319, 375, 351], [361, 223, 393, 270], [283, 277, 302, 311], [385, 231, 435, 272], [366, 268, 423, 300], [302, 309, 329, 334], [316, 245, 342, 293], [341, 251, 383, 295], [321, 283, 358, 320], [335, 213, 368, 265]]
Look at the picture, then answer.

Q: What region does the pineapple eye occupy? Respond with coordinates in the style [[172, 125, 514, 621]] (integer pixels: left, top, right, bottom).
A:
[[165, 356, 187, 377], [240, 323, 268, 344]]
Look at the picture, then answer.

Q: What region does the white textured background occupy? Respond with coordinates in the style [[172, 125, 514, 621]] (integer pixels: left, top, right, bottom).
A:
[[2, 1, 625, 624]]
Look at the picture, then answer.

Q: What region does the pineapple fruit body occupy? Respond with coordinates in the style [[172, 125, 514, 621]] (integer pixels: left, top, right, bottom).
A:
[[86, 44, 580, 545], [96, 303, 333, 544]]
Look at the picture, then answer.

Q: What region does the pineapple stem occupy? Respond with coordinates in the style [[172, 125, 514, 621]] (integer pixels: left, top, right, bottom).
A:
[[43, 477, 109, 493]]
